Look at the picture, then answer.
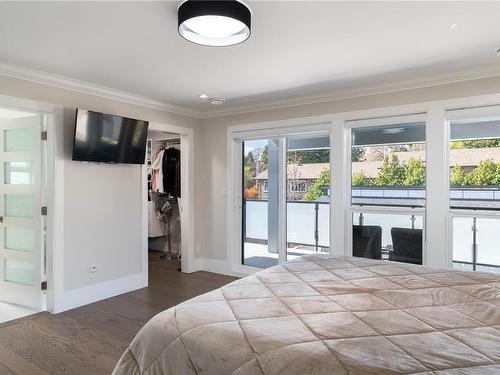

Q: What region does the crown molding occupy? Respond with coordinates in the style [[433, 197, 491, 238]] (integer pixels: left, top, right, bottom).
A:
[[1, 60, 500, 120], [199, 64, 500, 119], [0, 61, 200, 119]]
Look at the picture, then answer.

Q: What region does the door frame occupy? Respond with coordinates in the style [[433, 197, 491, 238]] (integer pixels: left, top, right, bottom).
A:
[[142, 121, 195, 274], [227, 122, 332, 275], [0, 94, 64, 314]]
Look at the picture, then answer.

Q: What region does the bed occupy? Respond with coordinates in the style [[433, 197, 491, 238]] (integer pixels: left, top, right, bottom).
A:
[[113, 254, 500, 375]]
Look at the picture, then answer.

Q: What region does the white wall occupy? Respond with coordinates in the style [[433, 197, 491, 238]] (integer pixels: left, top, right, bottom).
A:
[[196, 75, 500, 264], [3, 71, 500, 305], [0, 75, 199, 311]]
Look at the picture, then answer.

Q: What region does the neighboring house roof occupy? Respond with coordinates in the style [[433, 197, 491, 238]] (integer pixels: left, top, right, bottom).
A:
[[254, 148, 500, 180], [255, 163, 330, 180], [378, 148, 500, 166]]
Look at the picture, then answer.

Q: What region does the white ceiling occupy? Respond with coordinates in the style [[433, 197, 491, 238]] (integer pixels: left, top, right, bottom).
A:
[[1, 1, 500, 118]]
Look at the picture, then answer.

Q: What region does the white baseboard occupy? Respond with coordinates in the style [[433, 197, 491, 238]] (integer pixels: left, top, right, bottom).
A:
[[193, 258, 246, 277], [57, 273, 147, 313], [56, 259, 244, 314]]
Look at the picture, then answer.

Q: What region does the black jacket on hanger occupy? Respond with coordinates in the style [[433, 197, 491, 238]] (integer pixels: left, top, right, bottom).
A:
[[162, 147, 181, 197]]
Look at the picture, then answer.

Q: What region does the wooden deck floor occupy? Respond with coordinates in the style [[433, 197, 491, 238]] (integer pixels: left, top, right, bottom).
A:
[[0, 251, 237, 375]]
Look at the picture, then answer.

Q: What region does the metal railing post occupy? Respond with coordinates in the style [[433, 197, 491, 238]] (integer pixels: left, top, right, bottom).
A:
[[314, 203, 319, 252], [472, 217, 478, 271]]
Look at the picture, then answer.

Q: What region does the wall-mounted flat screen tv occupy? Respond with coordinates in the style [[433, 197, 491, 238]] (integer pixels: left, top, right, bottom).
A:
[[72, 109, 149, 164]]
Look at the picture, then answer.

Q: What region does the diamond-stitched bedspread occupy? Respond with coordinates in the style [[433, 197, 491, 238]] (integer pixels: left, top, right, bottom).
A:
[[112, 254, 500, 375]]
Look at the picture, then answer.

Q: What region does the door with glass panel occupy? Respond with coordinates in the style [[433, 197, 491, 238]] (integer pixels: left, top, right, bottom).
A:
[[0, 113, 44, 309], [349, 116, 426, 264], [286, 134, 330, 260], [242, 138, 280, 268]]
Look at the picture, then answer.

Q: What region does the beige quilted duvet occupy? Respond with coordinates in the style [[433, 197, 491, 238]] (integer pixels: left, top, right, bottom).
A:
[[113, 254, 500, 375]]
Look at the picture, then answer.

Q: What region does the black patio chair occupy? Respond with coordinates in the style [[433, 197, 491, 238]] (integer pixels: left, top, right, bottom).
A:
[[352, 225, 382, 260], [390, 227, 423, 265]]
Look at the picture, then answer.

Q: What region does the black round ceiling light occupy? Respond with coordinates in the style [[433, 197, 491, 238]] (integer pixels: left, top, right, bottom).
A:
[[178, 1, 251, 47]]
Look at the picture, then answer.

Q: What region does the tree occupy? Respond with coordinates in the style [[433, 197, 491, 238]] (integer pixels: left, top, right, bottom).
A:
[[450, 165, 466, 186], [464, 159, 500, 186], [450, 141, 464, 150], [288, 150, 329, 164], [462, 139, 500, 148], [244, 151, 255, 167], [287, 153, 303, 200], [376, 154, 405, 186], [243, 165, 255, 188], [351, 147, 365, 162], [403, 158, 426, 186], [451, 139, 500, 149], [352, 171, 371, 186], [303, 168, 330, 201], [244, 186, 259, 199], [260, 145, 268, 169]]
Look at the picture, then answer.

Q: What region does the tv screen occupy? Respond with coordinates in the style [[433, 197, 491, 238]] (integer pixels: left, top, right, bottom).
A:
[[72, 109, 149, 164]]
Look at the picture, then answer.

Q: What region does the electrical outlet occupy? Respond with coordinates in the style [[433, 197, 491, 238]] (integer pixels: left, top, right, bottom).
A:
[[89, 265, 97, 278]]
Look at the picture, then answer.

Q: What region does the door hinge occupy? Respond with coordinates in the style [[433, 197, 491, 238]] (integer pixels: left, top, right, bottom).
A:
[[41, 281, 47, 291], [41, 206, 47, 216], [41, 130, 47, 141]]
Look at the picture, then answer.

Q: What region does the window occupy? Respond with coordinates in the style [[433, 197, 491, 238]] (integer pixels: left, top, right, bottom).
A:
[[349, 117, 426, 264], [289, 180, 307, 193], [448, 110, 500, 273]]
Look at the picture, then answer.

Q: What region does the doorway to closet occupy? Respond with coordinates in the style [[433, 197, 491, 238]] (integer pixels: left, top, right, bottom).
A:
[[146, 129, 182, 270]]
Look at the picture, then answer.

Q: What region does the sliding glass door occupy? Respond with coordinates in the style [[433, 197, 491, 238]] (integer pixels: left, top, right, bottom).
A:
[[286, 135, 330, 260], [242, 138, 280, 268], [241, 132, 331, 268]]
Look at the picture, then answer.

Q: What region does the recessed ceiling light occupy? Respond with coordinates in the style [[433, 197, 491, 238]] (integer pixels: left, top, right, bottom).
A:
[[178, 0, 251, 47], [496, 47, 500, 57], [209, 98, 226, 105], [199, 94, 209, 100], [450, 23, 457, 31], [382, 128, 406, 134]]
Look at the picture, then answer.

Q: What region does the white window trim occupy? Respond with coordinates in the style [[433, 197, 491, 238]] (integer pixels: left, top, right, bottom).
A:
[[227, 92, 500, 276]]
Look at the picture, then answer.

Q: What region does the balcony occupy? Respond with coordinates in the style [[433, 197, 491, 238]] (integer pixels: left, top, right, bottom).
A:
[[243, 199, 329, 268], [244, 186, 500, 272]]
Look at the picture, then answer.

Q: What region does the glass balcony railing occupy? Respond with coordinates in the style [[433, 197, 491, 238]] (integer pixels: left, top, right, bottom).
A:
[[453, 215, 500, 274], [244, 188, 500, 271], [244, 199, 329, 250]]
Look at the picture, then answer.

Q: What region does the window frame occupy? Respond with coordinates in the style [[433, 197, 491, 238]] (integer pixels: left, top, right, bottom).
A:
[[227, 94, 500, 276], [446, 105, 500, 272]]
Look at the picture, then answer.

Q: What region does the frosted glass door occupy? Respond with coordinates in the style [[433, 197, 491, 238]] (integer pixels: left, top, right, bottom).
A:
[[0, 114, 43, 309]]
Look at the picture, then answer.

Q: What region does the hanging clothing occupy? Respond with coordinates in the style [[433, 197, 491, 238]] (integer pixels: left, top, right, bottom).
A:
[[162, 147, 181, 197], [151, 149, 165, 192]]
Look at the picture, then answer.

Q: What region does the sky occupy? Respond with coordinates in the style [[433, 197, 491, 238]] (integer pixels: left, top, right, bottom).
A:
[[244, 139, 268, 154]]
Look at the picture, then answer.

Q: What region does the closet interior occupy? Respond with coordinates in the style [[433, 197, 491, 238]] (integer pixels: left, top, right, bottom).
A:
[[146, 130, 182, 266]]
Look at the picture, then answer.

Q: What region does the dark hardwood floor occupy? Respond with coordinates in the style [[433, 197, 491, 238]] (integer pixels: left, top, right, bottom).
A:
[[0, 251, 237, 375]]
